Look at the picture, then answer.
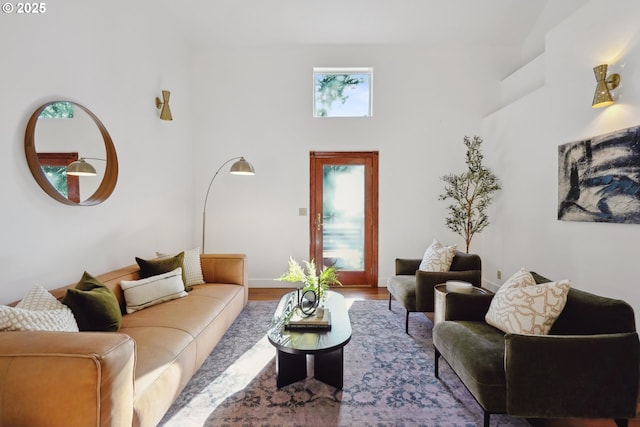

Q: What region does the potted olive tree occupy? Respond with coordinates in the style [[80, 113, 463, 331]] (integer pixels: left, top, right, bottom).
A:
[[439, 135, 501, 253]]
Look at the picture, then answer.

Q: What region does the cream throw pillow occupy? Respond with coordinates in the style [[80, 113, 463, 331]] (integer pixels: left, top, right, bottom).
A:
[[120, 268, 188, 314], [485, 268, 571, 335], [0, 285, 79, 332], [418, 239, 457, 272], [494, 267, 536, 290], [156, 247, 205, 287]]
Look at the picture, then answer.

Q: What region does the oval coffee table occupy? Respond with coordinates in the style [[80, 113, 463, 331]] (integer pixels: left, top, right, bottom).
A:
[[267, 290, 352, 389]]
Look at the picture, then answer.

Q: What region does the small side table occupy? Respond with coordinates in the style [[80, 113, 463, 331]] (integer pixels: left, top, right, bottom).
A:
[[434, 283, 491, 325]]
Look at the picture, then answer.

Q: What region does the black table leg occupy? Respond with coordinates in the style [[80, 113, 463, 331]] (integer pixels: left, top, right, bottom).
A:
[[314, 347, 344, 389], [275, 350, 307, 388]]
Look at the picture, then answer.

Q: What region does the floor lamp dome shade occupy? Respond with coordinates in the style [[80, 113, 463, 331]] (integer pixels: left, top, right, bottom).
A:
[[202, 156, 255, 252], [230, 157, 255, 175], [155, 90, 173, 120], [67, 157, 106, 176]]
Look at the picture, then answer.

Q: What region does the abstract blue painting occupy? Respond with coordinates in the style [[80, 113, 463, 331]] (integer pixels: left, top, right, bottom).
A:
[[558, 125, 640, 223]]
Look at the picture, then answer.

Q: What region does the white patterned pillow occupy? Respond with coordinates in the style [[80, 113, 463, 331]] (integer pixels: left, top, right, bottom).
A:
[[17, 284, 63, 311], [0, 285, 79, 332], [485, 269, 571, 335], [418, 239, 457, 272], [156, 247, 205, 287], [120, 268, 188, 314], [496, 267, 536, 290]]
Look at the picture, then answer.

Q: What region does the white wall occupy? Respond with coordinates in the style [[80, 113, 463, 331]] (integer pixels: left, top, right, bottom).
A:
[[9, 1, 609, 310], [192, 44, 519, 286], [519, 0, 587, 64], [0, 2, 196, 303], [482, 0, 640, 321]]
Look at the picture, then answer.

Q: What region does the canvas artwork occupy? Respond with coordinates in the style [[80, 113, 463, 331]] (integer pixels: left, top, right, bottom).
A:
[[313, 67, 372, 118], [558, 125, 640, 223]]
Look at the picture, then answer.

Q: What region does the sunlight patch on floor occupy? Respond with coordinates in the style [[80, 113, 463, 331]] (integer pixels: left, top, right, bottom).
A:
[[164, 297, 358, 426], [162, 335, 275, 426], [344, 298, 356, 310]]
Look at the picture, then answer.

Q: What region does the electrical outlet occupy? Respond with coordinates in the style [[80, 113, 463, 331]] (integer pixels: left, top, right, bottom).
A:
[[497, 270, 502, 280]]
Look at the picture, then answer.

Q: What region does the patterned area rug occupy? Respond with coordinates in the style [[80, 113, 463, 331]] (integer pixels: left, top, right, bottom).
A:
[[159, 299, 530, 427]]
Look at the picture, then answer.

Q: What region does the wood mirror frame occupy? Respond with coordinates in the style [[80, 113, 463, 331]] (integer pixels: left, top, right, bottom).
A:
[[24, 101, 118, 206]]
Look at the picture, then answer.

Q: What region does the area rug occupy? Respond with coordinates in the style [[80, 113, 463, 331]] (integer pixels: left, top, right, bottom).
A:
[[159, 299, 530, 427]]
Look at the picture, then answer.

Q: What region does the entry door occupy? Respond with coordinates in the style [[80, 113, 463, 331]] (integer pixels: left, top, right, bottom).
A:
[[310, 151, 378, 286]]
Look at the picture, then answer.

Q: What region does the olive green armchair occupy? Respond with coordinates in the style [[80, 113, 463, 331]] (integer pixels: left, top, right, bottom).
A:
[[387, 251, 481, 333], [433, 272, 639, 427]]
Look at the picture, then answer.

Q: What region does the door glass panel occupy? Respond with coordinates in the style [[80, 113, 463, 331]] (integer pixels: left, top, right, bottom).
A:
[[41, 165, 69, 198], [322, 165, 365, 270]]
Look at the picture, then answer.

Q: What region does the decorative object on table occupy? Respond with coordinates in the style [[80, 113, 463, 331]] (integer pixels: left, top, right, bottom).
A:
[[272, 291, 333, 332], [445, 280, 473, 293], [285, 304, 332, 330], [277, 257, 342, 315], [201, 156, 255, 252], [439, 135, 501, 253], [558, 125, 640, 224]]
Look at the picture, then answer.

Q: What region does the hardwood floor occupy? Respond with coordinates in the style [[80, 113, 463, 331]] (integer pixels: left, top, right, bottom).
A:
[[248, 286, 389, 301], [249, 287, 640, 427]]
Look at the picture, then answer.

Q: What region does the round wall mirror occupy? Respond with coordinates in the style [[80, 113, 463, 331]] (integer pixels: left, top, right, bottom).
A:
[[24, 101, 118, 206]]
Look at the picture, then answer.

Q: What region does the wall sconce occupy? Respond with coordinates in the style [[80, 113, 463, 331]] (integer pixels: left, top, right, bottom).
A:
[[592, 64, 621, 108], [155, 90, 173, 120], [67, 157, 106, 176]]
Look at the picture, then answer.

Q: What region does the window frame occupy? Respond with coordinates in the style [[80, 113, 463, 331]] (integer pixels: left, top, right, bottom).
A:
[[313, 67, 373, 118]]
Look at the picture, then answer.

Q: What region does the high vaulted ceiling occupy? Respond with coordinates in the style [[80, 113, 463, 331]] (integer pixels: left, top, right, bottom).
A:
[[159, 0, 553, 46]]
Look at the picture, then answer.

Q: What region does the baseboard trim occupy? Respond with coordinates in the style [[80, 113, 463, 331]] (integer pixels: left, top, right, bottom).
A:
[[482, 279, 500, 293]]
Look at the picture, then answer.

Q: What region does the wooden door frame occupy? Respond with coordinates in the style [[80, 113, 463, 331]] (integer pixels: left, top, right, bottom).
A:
[[309, 151, 379, 287], [37, 152, 80, 203]]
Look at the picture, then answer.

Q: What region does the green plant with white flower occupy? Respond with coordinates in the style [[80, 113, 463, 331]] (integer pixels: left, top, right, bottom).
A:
[[278, 257, 342, 299]]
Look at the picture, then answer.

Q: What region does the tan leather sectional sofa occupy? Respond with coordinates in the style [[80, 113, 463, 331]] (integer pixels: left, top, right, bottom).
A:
[[0, 253, 248, 427]]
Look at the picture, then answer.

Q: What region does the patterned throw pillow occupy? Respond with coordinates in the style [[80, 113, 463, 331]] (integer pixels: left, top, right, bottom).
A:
[[418, 239, 457, 272], [494, 267, 536, 290], [156, 247, 205, 288], [485, 268, 571, 335], [0, 285, 79, 332], [120, 268, 188, 314]]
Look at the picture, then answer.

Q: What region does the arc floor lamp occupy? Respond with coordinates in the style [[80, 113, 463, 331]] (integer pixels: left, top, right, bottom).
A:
[[67, 157, 106, 176], [202, 156, 255, 253]]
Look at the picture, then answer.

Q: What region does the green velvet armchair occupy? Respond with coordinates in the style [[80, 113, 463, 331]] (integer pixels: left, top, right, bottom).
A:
[[433, 272, 640, 427], [387, 251, 481, 333]]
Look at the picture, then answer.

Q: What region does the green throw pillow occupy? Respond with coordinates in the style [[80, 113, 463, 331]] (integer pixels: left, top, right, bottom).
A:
[[62, 271, 122, 332], [135, 252, 190, 291]]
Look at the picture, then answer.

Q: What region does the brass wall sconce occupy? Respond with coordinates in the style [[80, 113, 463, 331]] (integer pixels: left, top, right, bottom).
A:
[[592, 64, 621, 108], [155, 90, 173, 120]]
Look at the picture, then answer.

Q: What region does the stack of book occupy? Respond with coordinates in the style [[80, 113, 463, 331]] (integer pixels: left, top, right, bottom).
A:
[[285, 308, 332, 331]]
